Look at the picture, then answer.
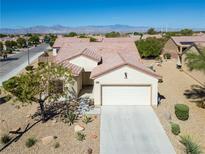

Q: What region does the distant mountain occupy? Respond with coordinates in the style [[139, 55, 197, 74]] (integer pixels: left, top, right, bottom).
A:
[[0, 25, 205, 34]]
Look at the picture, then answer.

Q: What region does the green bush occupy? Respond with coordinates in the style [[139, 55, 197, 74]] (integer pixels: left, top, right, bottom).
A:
[[25, 137, 37, 148], [175, 104, 189, 121], [171, 122, 180, 135], [25, 65, 34, 71], [105, 31, 121, 38], [163, 53, 171, 59], [90, 37, 97, 42], [180, 135, 202, 154], [65, 111, 77, 125], [82, 115, 92, 124], [1, 134, 12, 144], [75, 132, 86, 141], [136, 37, 164, 58]]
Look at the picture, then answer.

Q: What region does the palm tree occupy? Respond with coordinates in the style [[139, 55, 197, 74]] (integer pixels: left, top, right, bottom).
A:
[[185, 50, 205, 72]]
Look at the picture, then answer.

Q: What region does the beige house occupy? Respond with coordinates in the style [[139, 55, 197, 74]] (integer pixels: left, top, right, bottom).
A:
[[163, 35, 205, 66], [53, 37, 161, 106], [181, 43, 205, 84]]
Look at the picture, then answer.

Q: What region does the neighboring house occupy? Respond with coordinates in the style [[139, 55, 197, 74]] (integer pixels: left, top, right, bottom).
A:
[[163, 35, 205, 66], [53, 37, 161, 106], [142, 34, 162, 39], [181, 43, 205, 84]]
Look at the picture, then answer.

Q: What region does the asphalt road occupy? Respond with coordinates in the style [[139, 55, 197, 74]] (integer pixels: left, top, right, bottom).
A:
[[0, 44, 49, 84]]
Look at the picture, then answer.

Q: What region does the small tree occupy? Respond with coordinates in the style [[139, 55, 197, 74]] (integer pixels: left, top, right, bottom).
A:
[[105, 31, 121, 38], [185, 51, 205, 72], [3, 63, 73, 121], [64, 32, 78, 37], [17, 37, 27, 48], [147, 28, 157, 35], [28, 35, 40, 45], [180, 29, 193, 36], [136, 37, 164, 58], [5, 40, 17, 51]]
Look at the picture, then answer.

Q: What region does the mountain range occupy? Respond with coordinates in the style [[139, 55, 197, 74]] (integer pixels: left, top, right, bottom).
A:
[[0, 25, 205, 34]]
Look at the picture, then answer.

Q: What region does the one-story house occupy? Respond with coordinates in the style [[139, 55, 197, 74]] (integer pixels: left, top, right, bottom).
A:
[[181, 43, 205, 84], [163, 35, 205, 66], [53, 37, 161, 106]]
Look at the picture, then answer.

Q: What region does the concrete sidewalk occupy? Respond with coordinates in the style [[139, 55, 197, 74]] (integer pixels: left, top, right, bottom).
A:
[[100, 106, 175, 154]]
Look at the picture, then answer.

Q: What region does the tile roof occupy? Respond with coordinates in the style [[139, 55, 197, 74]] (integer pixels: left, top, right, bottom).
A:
[[55, 59, 83, 76], [53, 37, 161, 79], [53, 36, 90, 48], [171, 35, 205, 46]]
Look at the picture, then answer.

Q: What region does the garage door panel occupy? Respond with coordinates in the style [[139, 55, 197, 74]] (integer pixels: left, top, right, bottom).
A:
[[102, 86, 151, 105]]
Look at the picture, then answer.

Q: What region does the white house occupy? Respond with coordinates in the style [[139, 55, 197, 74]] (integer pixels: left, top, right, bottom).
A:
[[53, 37, 161, 106]]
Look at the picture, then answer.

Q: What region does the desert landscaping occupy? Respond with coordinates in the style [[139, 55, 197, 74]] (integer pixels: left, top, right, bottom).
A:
[[148, 59, 205, 154], [0, 95, 100, 154]]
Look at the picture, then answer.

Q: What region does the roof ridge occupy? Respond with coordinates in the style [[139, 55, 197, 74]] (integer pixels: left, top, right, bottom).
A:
[[117, 52, 127, 64]]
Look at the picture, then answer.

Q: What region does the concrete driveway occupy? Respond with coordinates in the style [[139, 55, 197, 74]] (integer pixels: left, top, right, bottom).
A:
[[100, 106, 175, 154]]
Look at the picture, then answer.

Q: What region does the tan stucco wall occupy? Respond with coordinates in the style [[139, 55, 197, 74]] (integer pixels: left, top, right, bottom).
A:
[[182, 47, 205, 84], [82, 72, 94, 86], [163, 39, 179, 59], [93, 66, 158, 106], [73, 72, 83, 95], [69, 55, 98, 72]]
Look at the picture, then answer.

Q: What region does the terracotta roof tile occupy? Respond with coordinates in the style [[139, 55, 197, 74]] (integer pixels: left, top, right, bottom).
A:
[[53, 37, 161, 79]]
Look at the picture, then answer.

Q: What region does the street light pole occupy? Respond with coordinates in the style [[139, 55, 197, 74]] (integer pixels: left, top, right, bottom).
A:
[[28, 45, 30, 65], [27, 40, 30, 65]]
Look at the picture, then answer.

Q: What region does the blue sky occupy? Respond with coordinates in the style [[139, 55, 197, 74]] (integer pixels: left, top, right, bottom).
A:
[[1, 0, 205, 28]]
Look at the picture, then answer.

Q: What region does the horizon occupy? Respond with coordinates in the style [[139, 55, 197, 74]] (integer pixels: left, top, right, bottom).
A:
[[1, 0, 205, 29]]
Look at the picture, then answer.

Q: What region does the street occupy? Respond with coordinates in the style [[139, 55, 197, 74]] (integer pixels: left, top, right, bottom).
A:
[[0, 44, 49, 85]]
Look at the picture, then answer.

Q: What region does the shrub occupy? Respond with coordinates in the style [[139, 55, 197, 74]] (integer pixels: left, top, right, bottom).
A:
[[54, 142, 60, 148], [90, 37, 97, 42], [180, 135, 202, 154], [136, 37, 164, 58], [25, 137, 37, 148], [105, 31, 121, 38], [1, 134, 12, 144], [4, 94, 12, 102], [25, 65, 34, 71], [75, 132, 86, 141], [65, 111, 77, 125], [82, 115, 92, 124], [163, 53, 171, 59], [175, 104, 189, 120], [171, 122, 180, 135]]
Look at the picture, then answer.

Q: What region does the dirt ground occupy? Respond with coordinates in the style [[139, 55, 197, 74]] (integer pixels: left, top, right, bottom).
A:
[[149, 59, 205, 154], [0, 100, 100, 154]]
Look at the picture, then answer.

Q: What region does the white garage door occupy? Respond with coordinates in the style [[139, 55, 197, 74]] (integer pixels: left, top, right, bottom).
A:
[[102, 85, 151, 105]]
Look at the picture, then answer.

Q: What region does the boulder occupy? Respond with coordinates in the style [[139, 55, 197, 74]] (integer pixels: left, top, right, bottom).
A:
[[74, 124, 85, 132], [41, 136, 54, 145]]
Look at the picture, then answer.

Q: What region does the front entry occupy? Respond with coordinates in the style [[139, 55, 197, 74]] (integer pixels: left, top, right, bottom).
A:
[[82, 72, 94, 86]]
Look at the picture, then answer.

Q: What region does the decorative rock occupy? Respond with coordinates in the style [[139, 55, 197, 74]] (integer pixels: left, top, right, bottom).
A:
[[42, 136, 55, 145], [87, 147, 93, 154], [26, 114, 32, 118], [74, 124, 85, 132], [164, 112, 172, 121]]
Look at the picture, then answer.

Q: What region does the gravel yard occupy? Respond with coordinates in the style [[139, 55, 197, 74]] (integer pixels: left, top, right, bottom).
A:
[[151, 59, 205, 154], [0, 99, 100, 154]]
